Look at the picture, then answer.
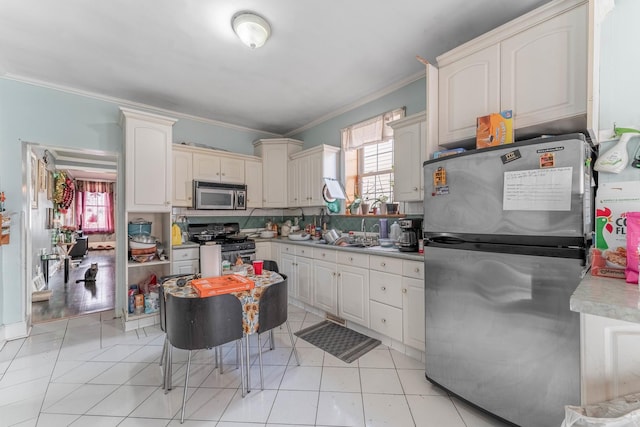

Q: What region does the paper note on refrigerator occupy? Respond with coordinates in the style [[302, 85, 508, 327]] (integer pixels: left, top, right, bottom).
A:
[[503, 167, 572, 211]]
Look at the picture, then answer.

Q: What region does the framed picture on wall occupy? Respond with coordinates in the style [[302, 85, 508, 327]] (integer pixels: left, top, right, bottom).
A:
[[47, 171, 54, 201], [38, 160, 47, 192], [30, 152, 38, 209]]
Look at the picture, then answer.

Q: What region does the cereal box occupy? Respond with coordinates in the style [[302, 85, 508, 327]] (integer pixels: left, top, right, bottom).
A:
[[592, 181, 640, 279], [476, 110, 513, 149]]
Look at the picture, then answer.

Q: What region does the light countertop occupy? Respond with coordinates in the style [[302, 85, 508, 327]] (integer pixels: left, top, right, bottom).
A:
[[256, 236, 424, 262], [570, 274, 640, 324]]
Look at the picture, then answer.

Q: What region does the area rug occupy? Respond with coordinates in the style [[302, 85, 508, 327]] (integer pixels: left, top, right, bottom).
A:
[[294, 320, 381, 363]]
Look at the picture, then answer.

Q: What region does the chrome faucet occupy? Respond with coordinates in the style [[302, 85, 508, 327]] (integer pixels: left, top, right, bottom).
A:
[[361, 218, 366, 238]]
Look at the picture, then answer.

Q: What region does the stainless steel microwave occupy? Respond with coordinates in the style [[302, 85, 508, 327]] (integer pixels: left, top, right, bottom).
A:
[[193, 181, 247, 210]]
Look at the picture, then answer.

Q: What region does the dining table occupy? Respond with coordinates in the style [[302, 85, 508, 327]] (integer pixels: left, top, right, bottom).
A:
[[161, 268, 285, 393]]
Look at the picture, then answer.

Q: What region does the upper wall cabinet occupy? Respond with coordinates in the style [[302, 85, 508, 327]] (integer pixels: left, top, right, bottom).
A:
[[121, 108, 176, 212], [437, 0, 588, 146], [253, 138, 303, 208], [172, 145, 193, 207], [289, 145, 340, 207], [193, 152, 245, 184], [245, 159, 263, 208], [390, 112, 426, 202]]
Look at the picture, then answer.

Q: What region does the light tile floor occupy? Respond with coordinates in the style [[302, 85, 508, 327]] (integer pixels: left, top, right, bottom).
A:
[[1, 305, 512, 427]]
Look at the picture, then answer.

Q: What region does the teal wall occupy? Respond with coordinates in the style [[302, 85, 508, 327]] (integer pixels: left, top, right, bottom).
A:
[[291, 77, 426, 147]]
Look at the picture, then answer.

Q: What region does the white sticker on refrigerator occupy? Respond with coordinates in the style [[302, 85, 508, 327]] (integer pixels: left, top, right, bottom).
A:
[[503, 167, 572, 211]]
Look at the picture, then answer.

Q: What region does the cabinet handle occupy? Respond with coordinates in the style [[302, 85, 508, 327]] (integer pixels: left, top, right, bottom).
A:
[[322, 253, 325, 257], [216, 172, 220, 176], [381, 262, 386, 267], [381, 286, 386, 291], [332, 272, 336, 276], [338, 273, 341, 277], [413, 187, 418, 191], [222, 173, 225, 176], [402, 288, 407, 293], [415, 268, 420, 273], [381, 318, 386, 323], [349, 257, 353, 261]]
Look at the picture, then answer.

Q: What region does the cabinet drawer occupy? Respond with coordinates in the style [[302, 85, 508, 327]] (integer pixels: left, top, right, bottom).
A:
[[370, 255, 402, 274], [295, 246, 312, 257], [369, 300, 403, 342], [281, 245, 295, 255], [313, 247, 337, 262], [369, 272, 402, 308], [172, 259, 199, 275], [402, 260, 423, 279], [337, 251, 369, 267], [172, 247, 199, 261]]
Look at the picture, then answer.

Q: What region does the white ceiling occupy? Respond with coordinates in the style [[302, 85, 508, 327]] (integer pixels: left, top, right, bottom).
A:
[[0, 0, 552, 137]]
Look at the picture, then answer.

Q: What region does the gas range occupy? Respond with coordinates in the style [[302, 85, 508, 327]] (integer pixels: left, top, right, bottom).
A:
[[187, 222, 255, 252]]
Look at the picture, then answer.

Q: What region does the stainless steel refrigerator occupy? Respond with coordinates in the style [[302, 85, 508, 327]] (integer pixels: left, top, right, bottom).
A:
[[423, 134, 593, 427]]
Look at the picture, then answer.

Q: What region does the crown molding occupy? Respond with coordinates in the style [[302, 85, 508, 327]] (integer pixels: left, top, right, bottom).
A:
[[2, 74, 282, 137], [284, 69, 427, 137]]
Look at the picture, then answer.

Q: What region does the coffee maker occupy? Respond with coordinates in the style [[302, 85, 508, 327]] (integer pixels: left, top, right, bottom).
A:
[[397, 218, 423, 252]]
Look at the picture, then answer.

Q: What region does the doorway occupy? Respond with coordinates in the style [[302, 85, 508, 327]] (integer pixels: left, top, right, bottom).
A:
[[26, 143, 119, 324]]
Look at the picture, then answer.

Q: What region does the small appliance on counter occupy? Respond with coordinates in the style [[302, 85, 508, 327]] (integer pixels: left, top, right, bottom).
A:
[[397, 218, 422, 252]]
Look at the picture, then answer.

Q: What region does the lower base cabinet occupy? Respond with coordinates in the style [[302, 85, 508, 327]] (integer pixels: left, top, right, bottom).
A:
[[313, 259, 338, 315], [581, 313, 640, 405], [338, 260, 370, 327]]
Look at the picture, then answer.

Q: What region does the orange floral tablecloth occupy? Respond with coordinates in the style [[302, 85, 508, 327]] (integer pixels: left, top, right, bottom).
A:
[[162, 270, 284, 334]]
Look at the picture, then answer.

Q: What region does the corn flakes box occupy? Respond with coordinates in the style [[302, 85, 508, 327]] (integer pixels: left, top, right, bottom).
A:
[[592, 181, 640, 279]]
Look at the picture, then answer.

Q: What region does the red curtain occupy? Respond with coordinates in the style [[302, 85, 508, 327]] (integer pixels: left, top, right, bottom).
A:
[[75, 180, 115, 234]]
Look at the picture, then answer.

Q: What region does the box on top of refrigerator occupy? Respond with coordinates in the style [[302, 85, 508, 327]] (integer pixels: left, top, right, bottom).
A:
[[476, 110, 513, 149], [592, 181, 640, 279]]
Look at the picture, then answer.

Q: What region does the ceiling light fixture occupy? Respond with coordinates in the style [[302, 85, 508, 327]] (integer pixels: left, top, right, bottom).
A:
[[232, 12, 271, 49]]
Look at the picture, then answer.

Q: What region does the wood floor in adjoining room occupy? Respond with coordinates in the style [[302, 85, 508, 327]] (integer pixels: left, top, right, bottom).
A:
[[31, 249, 115, 324]]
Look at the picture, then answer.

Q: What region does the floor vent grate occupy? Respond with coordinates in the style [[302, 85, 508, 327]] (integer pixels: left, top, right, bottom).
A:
[[325, 313, 346, 327]]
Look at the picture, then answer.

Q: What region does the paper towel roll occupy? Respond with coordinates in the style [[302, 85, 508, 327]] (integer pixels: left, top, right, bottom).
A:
[[200, 244, 221, 277]]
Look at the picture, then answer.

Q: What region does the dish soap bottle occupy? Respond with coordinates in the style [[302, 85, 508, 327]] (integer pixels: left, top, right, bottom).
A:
[[171, 222, 182, 246]]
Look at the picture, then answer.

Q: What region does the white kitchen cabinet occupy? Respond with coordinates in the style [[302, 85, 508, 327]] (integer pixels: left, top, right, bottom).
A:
[[193, 152, 245, 184], [501, 5, 587, 130], [402, 261, 425, 350], [245, 159, 263, 208], [172, 246, 199, 275], [280, 244, 312, 305], [369, 256, 403, 341], [438, 45, 501, 145], [390, 112, 425, 202], [253, 138, 303, 208], [581, 313, 640, 405], [172, 146, 193, 207], [121, 108, 176, 212], [436, 0, 588, 146], [337, 252, 370, 327], [121, 107, 176, 330], [313, 247, 338, 315], [289, 145, 340, 207], [287, 158, 299, 207], [255, 241, 271, 261]]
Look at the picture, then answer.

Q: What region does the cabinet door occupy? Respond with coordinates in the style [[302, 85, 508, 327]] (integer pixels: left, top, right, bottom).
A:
[[124, 115, 174, 211], [438, 44, 500, 144], [307, 152, 324, 206], [296, 256, 313, 305], [314, 259, 337, 315], [288, 158, 299, 207], [262, 144, 288, 207], [193, 153, 221, 181], [172, 149, 193, 207], [245, 159, 263, 208], [280, 253, 296, 298], [501, 4, 587, 129], [172, 260, 199, 275], [393, 120, 423, 202], [220, 157, 245, 184], [402, 276, 425, 350], [255, 242, 271, 261], [338, 265, 369, 327]]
